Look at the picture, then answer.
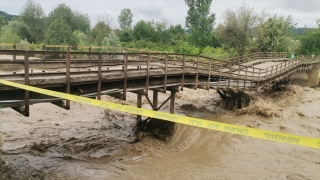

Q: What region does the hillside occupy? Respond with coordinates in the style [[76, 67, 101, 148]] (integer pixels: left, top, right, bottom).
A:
[[0, 11, 19, 21]]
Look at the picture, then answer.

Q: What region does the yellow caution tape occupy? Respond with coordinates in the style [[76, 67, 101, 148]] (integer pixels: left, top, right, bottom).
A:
[[0, 79, 319, 149]]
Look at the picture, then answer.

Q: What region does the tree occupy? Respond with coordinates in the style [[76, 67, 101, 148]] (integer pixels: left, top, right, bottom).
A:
[[101, 31, 121, 47], [73, 30, 88, 46], [0, 15, 7, 33], [44, 18, 78, 45], [167, 24, 187, 45], [118, 8, 133, 30], [216, 4, 262, 55], [256, 15, 296, 52], [73, 12, 91, 34], [0, 29, 21, 43], [99, 11, 114, 29], [298, 20, 320, 55], [20, 0, 46, 43], [90, 21, 112, 46], [119, 29, 133, 42], [2, 20, 28, 40], [47, 3, 90, 34], [133, 20, 159, 42], [185, 0, 216, 48]]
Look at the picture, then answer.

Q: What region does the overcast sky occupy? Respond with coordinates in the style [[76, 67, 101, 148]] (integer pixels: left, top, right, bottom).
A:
[[0, 0, 319, 28]]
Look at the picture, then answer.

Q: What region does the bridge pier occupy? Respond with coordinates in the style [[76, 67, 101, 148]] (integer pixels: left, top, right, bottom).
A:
[[217, 90, 250, 110], [290, 67, 320, 87], [135, 87, 178, 140]]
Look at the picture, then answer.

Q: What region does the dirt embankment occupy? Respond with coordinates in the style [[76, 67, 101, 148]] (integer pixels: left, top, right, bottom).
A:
[[0, 86, 320, 179]]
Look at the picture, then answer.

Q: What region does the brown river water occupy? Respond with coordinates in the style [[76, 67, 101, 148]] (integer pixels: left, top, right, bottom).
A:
[[0, 85, 320, 180]]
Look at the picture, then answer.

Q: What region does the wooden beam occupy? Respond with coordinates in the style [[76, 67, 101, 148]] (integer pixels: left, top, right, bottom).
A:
[[194, 55, 199, 89], [153, 90, 158, 110], [97, 53, 102, 100], [164, 54, 168, 91], [207, 61, 211, 90], [137, 92, 142, 122], [170, 91, 176, 114], [123, 53, 128, 100], [145, 53, 150, 95], [24, 51, 29, 117], [66, 47, 71, 110], [181, 54, 185, 91]]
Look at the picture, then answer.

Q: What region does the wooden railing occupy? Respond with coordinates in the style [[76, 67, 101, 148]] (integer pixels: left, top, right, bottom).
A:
[[0, 49, 319, 93]]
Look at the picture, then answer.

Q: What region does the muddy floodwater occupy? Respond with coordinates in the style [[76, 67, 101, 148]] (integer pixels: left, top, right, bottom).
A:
[[0, 86, 320, 180]]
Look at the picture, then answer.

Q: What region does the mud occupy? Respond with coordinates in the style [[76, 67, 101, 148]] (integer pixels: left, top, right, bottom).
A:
[[0, 86, 320, 179]]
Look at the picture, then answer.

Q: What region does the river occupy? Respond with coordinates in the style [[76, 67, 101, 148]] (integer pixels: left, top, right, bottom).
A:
[[0, 86, 319, 180]]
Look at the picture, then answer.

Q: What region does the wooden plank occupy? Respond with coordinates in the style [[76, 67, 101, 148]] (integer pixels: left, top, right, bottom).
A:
[[218, 61, 222, 90], [153, 90, 158, 110], [88, 46, 92, 60], [13, 44, 16, 61], [41, 45, 45, 60], [123, 53, 128, 100], [228, 64, 231, 88], [181, 54, 185, 91], [145, 53, 150, 95], [244, 66, 248, 89], [137, 92, 142, 122], [257, 69, 261, 89], [237, 64, 240, 89], [170, 91, 176, 114], [195, 56, 199, 89], [207, 61, 211, 90], [66, 47, 71, 109], [97, 53, 102, 100], [164, 54, 168, 91], [24, 51, 29, 117]]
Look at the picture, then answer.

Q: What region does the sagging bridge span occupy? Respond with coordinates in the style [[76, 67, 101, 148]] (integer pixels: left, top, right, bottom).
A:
[[0, 50, 319, 117]]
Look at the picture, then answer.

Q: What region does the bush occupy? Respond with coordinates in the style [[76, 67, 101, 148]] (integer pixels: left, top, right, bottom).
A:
[[0, 29, 21, 44]]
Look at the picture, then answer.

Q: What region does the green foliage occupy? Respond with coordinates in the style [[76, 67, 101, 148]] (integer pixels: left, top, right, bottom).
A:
[[201, 46, 235, 59], [216, 4, 261, 55], [73, 12, 91, 34], [73, 30, 88, 46], [118, 8, 133, 30], [167, 24, 187, 45], [133, 20, 160, 42], [175, 41, 200, 55], [1, 20, 28, 40], [298, 22, 320, 55], [0, 29, 21, 43], [101, 31, 121, 47], [90, 22, 111, 46], [185, 0, 216, 48], [20, 0, 46, 43], [47, 3, 90, 34], [44, 18, 78, 46], [0, 15, 7, 32], [257, 15, 296, 52], [119, 29, 133, 42], [0, 10, 19, 21]]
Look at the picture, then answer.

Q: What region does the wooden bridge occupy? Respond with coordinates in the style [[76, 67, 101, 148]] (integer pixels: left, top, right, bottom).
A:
[[0, 49, 319, 116]]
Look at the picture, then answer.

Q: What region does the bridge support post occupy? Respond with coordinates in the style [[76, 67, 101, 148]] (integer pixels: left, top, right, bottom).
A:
[[88, 46, 92, 60], [65, 47, 71, 110], [97, 53, 102, 100], [24, 51, 29, 116], [153, 90, 158, 111], [170, 91, 176, 114], [137, 92, 142, 122], [181, 54, 185, 91], [13, 44, 16, 61]]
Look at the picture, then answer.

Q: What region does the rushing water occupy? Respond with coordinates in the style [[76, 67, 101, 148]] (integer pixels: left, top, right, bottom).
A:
[[1, 86, 319, 180]]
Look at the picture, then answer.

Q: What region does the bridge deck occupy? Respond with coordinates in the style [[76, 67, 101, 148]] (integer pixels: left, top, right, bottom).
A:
[[0, 50, 319, 110]]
